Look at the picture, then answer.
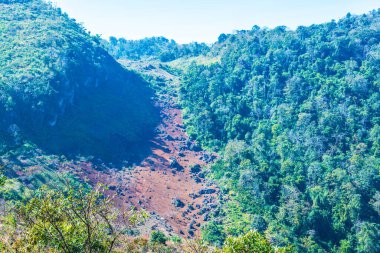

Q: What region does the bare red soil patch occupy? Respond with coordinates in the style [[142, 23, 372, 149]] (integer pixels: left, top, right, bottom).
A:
[[78, 81, 218, 237]]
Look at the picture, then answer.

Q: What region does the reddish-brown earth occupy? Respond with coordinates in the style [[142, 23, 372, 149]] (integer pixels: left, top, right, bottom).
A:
[[76, 63, 219, 238], [0, 62, 218, 238], [0, 62, 219, 239]]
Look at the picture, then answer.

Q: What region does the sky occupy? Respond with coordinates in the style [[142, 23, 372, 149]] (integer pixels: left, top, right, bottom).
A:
[[49, 0, 380, 44]]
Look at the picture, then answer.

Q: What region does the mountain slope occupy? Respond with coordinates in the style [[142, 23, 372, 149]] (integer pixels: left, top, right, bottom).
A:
[[102, 36, 210, 62], [0, 0, 218, 240], [180, 11, 380, 252], [0, 0, 159, 162], [1, 1, 379, 251]]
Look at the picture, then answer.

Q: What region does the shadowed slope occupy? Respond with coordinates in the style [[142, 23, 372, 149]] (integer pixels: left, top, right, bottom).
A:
[[0, 0, 159, 163]]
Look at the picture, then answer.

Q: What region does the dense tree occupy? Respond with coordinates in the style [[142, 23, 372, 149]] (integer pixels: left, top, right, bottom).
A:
[[1, 0, 379, 252], [222, 231, 278, 253], [180, 9, 380, 253], [103, 36, 210, 62]]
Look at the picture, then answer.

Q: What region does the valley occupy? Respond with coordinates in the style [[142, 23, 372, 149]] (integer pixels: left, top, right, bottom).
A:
[[76, 62, 219, 237], [0, 1, 379, 252]]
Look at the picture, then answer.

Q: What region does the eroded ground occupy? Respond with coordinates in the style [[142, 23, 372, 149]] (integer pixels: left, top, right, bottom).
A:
[[0, 61, 219, 238], [78, 61, 219, 237]]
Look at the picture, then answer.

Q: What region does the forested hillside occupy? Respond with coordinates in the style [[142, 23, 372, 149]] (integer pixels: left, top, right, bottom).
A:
[[0, 2, 291, 252], [180, 11, 380, 252], [0, 0, 159, 162], [1, 0, 380, 252], [103, 36, 210, 62]]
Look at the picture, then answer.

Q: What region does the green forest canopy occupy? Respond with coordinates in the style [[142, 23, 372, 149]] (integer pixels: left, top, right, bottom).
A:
[[0, 0, 379, 252], [180, 10, 380, 253]]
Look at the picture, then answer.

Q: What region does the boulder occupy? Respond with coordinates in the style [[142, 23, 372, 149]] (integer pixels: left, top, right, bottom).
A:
[[169, 157, 184, 171], [199, 188, 216, 195], [172, 198, 185, 208], [190, 164, 201, 174]]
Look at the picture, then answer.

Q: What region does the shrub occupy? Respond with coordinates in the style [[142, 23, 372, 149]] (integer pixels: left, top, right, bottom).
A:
[[150, 231, 168, 245]]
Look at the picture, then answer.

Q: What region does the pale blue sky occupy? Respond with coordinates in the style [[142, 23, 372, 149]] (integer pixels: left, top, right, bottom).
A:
[[49, 0, 380, 44]]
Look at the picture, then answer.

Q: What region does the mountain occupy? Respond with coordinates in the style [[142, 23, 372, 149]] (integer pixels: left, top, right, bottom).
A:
[[101, 10, 380, 252], [180, 10, 380, 252], [102, 36, 210, 62], [0, 0, 159, 162], [1, 0, 380, 252]]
